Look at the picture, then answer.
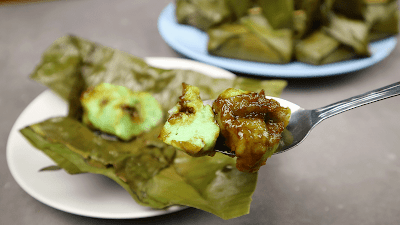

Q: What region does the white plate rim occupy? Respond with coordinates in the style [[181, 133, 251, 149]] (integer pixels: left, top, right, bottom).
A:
[[157, 3, 398, 78], [6, 57, 235, 219]]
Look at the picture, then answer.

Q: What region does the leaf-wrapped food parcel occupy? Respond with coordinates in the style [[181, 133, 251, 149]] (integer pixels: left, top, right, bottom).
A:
[[295, 30, 356, 65], [22, 35, 288, 219], [293, 0, 323, 39], [224, 0, 254, 20], [325, 0, 365, 20], [178, 0, 398, 65], [175, 0, 257, 31], [175, 0, 232, 31], [208, 14, 293, 64], [256, 0, 294, 30], [364, 0, 399, 41], [323, 12, 371, 57]]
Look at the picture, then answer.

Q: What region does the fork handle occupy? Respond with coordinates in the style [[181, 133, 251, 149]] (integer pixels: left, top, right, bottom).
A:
[[314, 82, 400, 123]]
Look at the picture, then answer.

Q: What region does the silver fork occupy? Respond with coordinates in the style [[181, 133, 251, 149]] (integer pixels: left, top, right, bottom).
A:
[[204, 82, 400, 156]]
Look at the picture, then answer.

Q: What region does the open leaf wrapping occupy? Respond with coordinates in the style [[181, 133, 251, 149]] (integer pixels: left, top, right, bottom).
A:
[[21, 35, 288, 219], [176, 0, 399, 65]]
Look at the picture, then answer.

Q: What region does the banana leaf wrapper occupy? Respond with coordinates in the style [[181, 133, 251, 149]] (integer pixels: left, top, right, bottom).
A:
[[320, 0, 399, 47], [21, 35, 288, 220], [328, 0, 365, 20], [319, 0, 365, 26], [299, 0, 399, 61], [323, 12, 371, 57], [175, 0, 232, 31], [225, 0, 255, 20], [364, 0, 399, 41], [293, 0, 323, 39], [295, 30, 357, 65], [207, 14, 293, 64], [256, 0, 294, 30], [175, 0, 257, 31], [180, 0, 398, 65]]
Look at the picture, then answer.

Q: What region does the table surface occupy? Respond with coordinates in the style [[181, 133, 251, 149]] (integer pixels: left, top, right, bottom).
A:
[[1, 1, 400, 224]]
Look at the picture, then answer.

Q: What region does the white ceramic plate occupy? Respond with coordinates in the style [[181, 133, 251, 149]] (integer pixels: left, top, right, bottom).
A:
[[158, 3, 397, 78], [6, 57, 235, 219]]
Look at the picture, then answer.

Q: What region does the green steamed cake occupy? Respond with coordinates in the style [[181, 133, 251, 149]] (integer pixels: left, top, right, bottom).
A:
[[81, 83, 163, 140], [159, 83, 220, 156]]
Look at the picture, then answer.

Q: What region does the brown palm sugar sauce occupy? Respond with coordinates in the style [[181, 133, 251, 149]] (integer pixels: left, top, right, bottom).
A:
[[167, 83, 197, 125], [213, 90, 290, 172]]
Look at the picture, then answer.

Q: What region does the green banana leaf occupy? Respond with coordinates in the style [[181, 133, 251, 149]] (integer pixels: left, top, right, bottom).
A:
[[364, 0, 400, 41], [207, 14, 293, 64], [176, 0, 256, 31], [329, 0, 365, 20], [224, 0, 254, 20], [295, 30, 356, 65], [175, 0, 232, 31], [323, 12, 371, 57], [22, 35, 288, 220], [293, 9, 307, 39], [241, 14, 293, 63], [257, 0, 294, 29], [293, 0, 323, 39], [20, 116, 257, 217], [176, 0, 399, 65]]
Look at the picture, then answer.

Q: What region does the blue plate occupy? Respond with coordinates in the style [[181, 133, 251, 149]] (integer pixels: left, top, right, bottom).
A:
[[158, 3, 397, 78]]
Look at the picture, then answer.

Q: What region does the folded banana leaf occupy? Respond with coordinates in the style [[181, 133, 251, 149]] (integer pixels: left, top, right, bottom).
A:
[[175, 0, 257, 31], [319, 0, 364, 25], [293, 0, 322, 39], [224, 0, 254, 20], [22, 35, 288, 220], [256, 0, 294, 29], [208, 14, 293, 64], [177, 0, 399, 65], [242, 14, 293, 63], [175, 0, 232, 31], [328, 0, 365, 20], [293, 10, 307, 39], [20, 117, 256, 217], [364, 0, 399, 41], [323, 12, 371, 57], [295, 30, 356, 65]]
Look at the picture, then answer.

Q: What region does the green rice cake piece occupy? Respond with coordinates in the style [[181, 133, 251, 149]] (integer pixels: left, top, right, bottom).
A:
[[159, 83, 220, 156], [81, 83, 163, 140]]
